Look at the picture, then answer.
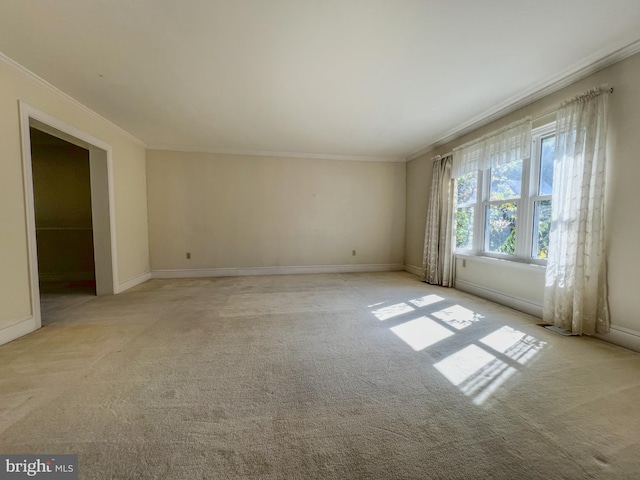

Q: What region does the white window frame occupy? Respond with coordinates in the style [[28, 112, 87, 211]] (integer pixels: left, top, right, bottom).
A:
[[454, 171, 481, 251], [454, 122, 556, 265], [528, 125, 555, 263]]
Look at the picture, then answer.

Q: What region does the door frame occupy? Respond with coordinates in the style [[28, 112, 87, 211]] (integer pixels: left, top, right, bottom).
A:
[[19, 101, 119, 330]]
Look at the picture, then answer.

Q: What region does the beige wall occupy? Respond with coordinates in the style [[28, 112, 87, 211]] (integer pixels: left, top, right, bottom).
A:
[[406, 52, 640, 335], [0, 59, 149, 330], [31, 141, 95, 279], [404, 155, 433, 272], [147, 151, 405, 271]]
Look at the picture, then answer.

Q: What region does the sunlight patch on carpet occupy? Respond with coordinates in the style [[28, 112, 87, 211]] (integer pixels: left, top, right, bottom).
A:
[[372, 302, 414, 321], [435, 344, 517, 405], [367, 301, 387, 308], [408, 294, 445, 308], [435, 344, 495, 386], [431, 305, 484, 330], [469, 361, 517, 405], [390, 316, 454, 351], [480, 326, 546, 365]]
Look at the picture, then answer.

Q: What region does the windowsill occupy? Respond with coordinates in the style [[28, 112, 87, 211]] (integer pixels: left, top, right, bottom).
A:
[[455, 252, 546, 273]]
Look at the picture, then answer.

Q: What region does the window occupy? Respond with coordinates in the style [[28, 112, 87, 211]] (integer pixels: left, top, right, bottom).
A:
[[455, 123, 555, 264], [455, 171, 477, 250]]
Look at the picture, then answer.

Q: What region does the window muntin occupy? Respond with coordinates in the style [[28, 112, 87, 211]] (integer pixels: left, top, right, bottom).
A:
[[455, 171, 479, 251], [454, 124, 555, 264], [482, 159, 523, 256], [527, 131, 554, 261]]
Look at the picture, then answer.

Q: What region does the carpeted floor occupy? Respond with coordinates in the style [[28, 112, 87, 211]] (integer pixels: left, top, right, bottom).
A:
[[1, 272, 639, 479]]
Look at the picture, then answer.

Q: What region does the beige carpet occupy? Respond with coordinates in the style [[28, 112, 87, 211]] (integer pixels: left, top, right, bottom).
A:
[[1, 272, 639, 479]]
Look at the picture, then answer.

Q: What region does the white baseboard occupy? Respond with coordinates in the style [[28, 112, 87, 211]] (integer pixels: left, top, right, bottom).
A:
[[404, 264, 422, 277], [151, 263, 404, 279], [595, 324, 640, 353], [455, 279, 640, 353], [0, 315, 37, 346], [39, 272, 95, 282], [455, 279, 543, 318], [117, 272, 151, 293]]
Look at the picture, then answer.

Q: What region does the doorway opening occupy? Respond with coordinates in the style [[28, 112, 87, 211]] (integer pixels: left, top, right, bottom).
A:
[[30, 128, 96, 323], [17, 102, 118, 336]]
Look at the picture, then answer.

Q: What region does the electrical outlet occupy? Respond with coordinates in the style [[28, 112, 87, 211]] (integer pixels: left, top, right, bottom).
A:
[[352, 250, 356, 256], [186, 252, 191, 260]]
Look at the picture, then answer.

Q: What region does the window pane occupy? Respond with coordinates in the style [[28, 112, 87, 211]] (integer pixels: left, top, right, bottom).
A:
[[456, 207, 474, 249], [539, 136, 555, 195], [485, 203, 517, 255], [533, 200, 551, 259], [456, 172, 477, 205], [490, 160, 522, 201]]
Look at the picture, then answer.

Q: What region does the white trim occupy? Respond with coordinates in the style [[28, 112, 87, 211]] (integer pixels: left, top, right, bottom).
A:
[[0, 51, 145, 148], [18, 102, 120, 345], [0, 316, 37, 347], [455, 253, 546, 274], [23, 104, 113, 151], [455, 279, 543, 318], [594, 325, 640, 353], [151, 264, 404, 279], [0, 314, 35, 331], [147, 145, 404, 163], [98, 147, 119, 294], [117, 272, 152, 293], [19, 104, 42, 331], [20, 102, 120, 296], [408, 146, 439, 163], [406, 38, 640, 161], [404, 264, 422, 277]]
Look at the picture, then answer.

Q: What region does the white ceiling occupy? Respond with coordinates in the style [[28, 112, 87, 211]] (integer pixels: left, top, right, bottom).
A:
[[1, 1, 640, 161]]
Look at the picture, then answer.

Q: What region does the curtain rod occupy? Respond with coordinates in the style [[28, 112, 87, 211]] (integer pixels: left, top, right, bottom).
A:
[[431, 87, 614, 162], [514, 86, 614, 131]]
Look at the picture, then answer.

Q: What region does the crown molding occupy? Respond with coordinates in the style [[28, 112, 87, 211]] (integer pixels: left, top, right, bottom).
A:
[[146, 145, 405, 163], [0, 51, 146, 148], [406, 38, 640, 161]]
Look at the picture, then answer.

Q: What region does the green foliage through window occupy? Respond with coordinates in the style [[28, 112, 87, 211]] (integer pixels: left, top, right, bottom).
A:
[[457, 172, 477, 204], [534, 200, 551, 258], [486, 203, 517, 254], [452, 127, 555, 261], [456, 207, 474, 249]]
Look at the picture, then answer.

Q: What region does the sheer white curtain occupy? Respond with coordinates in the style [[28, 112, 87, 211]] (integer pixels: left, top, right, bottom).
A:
[[422, 155, 454, 286], [452, 117, 532, 177], [544, 87, 610, 335], [424, 119, 532, 286]]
